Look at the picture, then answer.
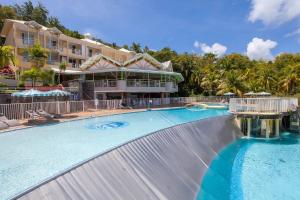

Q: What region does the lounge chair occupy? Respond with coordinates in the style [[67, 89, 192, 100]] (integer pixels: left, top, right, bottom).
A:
[[0, 114, 20, 127], [26, 110, 41, 119], [0, 121, 9, 130], [37, 109, 54, 119], [119, 102, 133, 109]]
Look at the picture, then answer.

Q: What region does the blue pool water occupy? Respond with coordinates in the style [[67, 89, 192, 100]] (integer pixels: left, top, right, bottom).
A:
[[0, 107, 228, 200], [198, 132, 300, 200]]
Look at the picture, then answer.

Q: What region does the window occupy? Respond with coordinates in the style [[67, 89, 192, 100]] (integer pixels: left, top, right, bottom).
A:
[[71, 45, 76, 54], [21, 32, 34, 45], [88, 49, 93, 57], [69, 58, 77, 68], [51, 40, 57, 47]]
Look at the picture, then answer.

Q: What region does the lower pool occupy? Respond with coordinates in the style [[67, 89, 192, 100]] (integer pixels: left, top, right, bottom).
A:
[[197, 132, 300, 200], [0, 107, 228, 200]]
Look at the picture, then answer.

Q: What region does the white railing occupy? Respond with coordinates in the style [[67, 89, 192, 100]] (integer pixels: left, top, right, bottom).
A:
[[94, 80, 117, 87], [0, 96, 224, 120], [229, 98, 298, 113], [126, 80, 166, 88]]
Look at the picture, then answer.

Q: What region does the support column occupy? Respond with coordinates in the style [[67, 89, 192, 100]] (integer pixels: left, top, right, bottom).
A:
[[275, 118, 280, 137], [266, 119, 270, 139], [247, 118, 251, 137]]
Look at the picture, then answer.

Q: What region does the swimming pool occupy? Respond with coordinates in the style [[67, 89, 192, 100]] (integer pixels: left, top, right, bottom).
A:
[[0, 107, 228, 200], [197, 132, 300, 200]]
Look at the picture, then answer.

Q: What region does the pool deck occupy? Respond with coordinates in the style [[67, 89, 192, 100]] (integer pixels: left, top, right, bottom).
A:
[[0, 105, 184, 133]]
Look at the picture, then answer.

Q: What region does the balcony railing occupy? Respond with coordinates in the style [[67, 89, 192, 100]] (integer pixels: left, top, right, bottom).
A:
[[92, 79, 178, 92], [47, 45, 58, 50], [22, 39, 35, 46], [94, 80, 117, 87], [127, 79, 166, 87], [229, 98, 298, 114], [70, 49, 82, 55]]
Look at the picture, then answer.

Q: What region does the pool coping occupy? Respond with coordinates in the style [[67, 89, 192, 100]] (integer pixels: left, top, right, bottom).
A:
[[9, 112, 232, 200]]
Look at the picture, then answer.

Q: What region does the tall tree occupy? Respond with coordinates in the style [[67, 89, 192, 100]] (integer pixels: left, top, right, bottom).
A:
[[14, 0, 34, 21], [0, 5, 16, 30], [58, 62, 66, 84], [257, 61, 277, 92], [217, 70, 246, 96], [130, 42, 142, 53], [280, 64, 300, 95]]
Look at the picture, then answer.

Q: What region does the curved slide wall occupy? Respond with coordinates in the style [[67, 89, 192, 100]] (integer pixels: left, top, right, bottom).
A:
[[14, 115, 241, 200]]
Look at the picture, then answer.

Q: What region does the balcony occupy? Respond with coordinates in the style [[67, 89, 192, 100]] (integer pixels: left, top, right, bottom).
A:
[[92, 79, 178, 93], [16, 38, 35, 48], [67, 63, 81, 68], [46, 44, 59, 51], [69, 49, 82, 55], [58, 47, 68, 54], [229, 98, 298, 114]]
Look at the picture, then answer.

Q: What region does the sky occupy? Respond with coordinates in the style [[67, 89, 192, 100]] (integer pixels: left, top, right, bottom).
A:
[[1, 0, 300, 60]]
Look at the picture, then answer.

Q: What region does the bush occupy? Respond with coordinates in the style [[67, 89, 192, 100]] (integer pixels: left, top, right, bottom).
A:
[[17, 82, 25, 88], [0, 82, 7, 87]]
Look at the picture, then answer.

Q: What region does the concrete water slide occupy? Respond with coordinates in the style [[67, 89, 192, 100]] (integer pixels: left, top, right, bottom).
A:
[[13, 115, 241, 200]]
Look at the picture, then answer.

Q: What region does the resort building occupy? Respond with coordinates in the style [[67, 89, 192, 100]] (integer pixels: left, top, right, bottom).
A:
[[1, 19, 183, 100]]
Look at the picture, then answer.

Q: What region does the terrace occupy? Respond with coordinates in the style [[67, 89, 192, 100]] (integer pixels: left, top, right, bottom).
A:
[[229, 97, 298, 115]]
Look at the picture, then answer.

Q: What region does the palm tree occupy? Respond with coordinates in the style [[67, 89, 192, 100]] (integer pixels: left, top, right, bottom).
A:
[[130, 42, 142, 53], [217, 71, 246, 96], [280, 64, 300, 95], [257, 62, 277, 92], [0, 45, 15, 67], [201, 70, 220, 96], [20, 43, 48, 87], [58, 62, 66, 84]]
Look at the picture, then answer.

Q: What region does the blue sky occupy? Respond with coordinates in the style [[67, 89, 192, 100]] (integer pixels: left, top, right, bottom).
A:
[[1, 0, 300, 59]]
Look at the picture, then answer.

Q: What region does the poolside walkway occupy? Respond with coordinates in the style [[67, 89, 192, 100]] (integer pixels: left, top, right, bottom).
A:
[[0, 104, 185, 133]]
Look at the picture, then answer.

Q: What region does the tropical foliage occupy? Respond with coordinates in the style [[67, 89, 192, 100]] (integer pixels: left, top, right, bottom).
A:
[[1, 1, 300, 96], [0, 45, 15, 67], [58, 62, 67, 84], [147, 49, 300, 97], [19, 43, 54, 87], [27, 43, 48, 68]]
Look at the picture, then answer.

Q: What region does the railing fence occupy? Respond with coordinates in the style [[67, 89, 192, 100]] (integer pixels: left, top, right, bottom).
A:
[[229, 98, 298, 113], [0, 96, 223, 120]]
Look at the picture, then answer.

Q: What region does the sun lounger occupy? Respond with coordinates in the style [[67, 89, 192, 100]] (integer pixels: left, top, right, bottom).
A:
[[0, 115, 20, 127], [119, 102, 133, 109], [37, 109, 54, 119], [26, 110, 41, 119], [0, 121, 9, 130]]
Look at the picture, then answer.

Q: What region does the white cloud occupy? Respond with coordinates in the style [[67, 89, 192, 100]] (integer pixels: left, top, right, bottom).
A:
[[248, 0, 300, 25], [287, 27, 300, 43], [194, 41, 227, 57], [246, 37, 277, 60]]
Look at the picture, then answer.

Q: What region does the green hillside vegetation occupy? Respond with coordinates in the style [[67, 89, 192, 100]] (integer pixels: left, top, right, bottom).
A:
[[1, 1, 300, 97]]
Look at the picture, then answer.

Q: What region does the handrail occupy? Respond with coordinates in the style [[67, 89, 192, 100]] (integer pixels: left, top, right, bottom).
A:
[[229, 98, 298, 113]]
